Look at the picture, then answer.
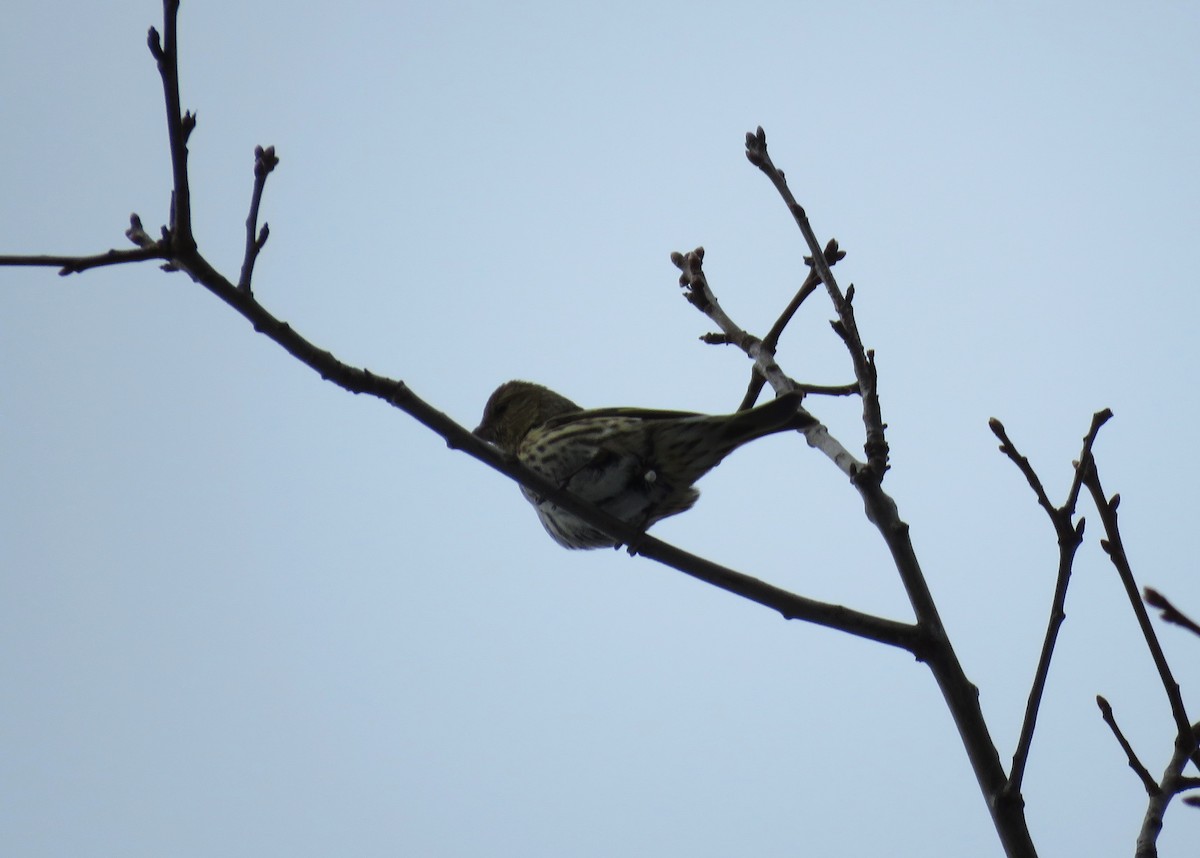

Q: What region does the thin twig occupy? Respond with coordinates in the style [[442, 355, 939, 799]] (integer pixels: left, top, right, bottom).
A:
[[148, 0, 195, 250], [1082, 460, 1198, 763], [1097, 695, 1160, 795], [795, 381, 860, 397], [1144, 589, 1200, 638], [765, 238, 846, 354], [238, 145, 278, 292], [989, 418, 1062, 519], [1135, 722, 1200, 858], [0, 246, 166, 276]]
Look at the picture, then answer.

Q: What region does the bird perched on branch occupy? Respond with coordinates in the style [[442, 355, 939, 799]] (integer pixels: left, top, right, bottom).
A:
[[474, 380, 808, 549]]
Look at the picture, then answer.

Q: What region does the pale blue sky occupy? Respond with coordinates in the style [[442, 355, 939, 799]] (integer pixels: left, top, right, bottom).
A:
[[2, 2, 1199, 856]]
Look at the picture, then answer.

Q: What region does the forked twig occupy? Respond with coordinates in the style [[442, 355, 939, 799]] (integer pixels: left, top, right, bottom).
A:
[[991, 410, 1109, 794]]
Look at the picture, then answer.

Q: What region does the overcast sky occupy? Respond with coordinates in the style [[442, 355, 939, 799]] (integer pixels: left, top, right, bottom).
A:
[[2, 1, 1199, 856]]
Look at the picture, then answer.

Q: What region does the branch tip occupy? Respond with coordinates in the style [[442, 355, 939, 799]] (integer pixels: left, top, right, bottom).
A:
[[125, 214, 154, 248], [147, 27, 164, 61], [254, 144, 279, 176]]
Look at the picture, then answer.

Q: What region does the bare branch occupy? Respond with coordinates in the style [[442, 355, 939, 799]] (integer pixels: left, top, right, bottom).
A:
[[1097, 695, 1160, 795], [238, 145, 279, 292], [1082, 461, 1198, 763], [794, 381, 860, 397], [0, 245, 166, 276], [1135, 723, 1200, 858], [1144, 589, 1200, 639], [149, 0, 195, 250], [989, 418, 1062, 520]]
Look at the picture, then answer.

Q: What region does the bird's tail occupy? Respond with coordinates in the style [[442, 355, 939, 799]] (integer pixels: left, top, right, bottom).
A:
[[718, 389, 811, 443], [647, 389, 810, 493]]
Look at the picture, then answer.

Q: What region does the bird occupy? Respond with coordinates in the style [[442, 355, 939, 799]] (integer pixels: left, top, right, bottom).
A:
[[473, 380, 807, 549]]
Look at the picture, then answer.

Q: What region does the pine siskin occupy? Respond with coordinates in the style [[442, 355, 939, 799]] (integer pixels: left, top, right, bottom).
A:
[[473, 380, 806, 549]]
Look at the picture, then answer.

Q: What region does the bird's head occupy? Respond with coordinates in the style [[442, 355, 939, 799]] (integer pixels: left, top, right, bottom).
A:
[[474, 380, 581, 454]]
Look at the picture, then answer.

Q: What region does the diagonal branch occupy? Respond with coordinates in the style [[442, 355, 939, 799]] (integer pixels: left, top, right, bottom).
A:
[[1082, 460, 1198, 765], [1137, 727, 1200, 857], [1144, 589, 1200, 639], [1098, 693, 1200, 858], [1097, 695, 1160, 796]]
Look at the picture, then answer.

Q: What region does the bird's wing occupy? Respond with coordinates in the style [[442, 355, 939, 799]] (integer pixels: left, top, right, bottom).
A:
[[540, 406, 702, 431]]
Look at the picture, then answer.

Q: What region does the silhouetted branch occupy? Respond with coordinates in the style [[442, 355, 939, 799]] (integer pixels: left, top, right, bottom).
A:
[[0, 245, 167, 275], [1085, 463, 1200, 856], [238, 145, 278, 293], [1097, 695, 1160, 795], [1144, 589, 1200, 639], [147, 0, 194, 249], [1135, 725, 1200, 857], [1082, 462, 1197, 756]]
